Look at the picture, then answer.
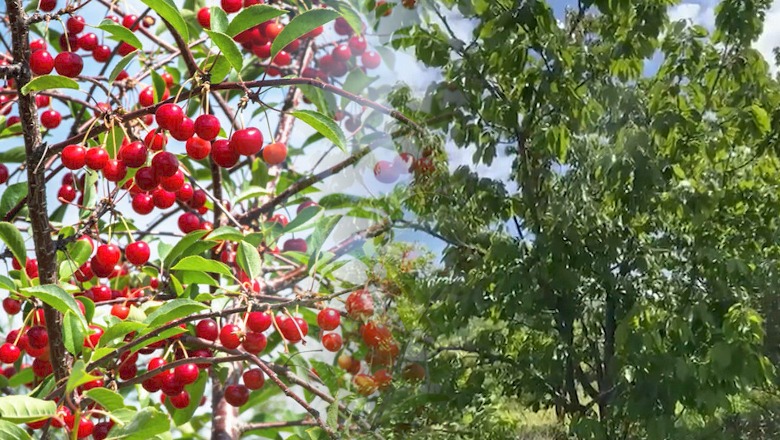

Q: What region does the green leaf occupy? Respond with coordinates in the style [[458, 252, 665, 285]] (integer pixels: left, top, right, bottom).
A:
[[106, 407, 169, 440], [205, 226, 244, 242], [285, 205, 324, 234], [750, 104, 770, 134], [291, 110, 347, 151], [227, 5, 287, 37], [326, 398, 339, 429], [139, 0, 189, 41], [166, 371, 207, 426], [209, 6, 229, 34], [205, 30, 243, 73], [0, 274, 15, 292], [0, 396, 56, 423], [0, 221, 26, 265], [236, 241, 261, 281], [99, 321, 148, 347], [0, 419, 32, 440], [141, 299, 208, 333], [0, 146, 25, 163], [0, 182, 27, 219], [208, 55, 231, 83], [79, 169, 99, 219], [63, 311, 84, 355], [308, 215, 342, 271], [20, 75, 79, 95], [19, 285, 87, 330], [96, 20, 144, 50], [271, 9, 341, 60], [172, 256, 233, 276], [322, 0, 362, 35], [109, 50, 138, 84], [164, 230, 209, 267], [66, 360, 101, 393], [151, 70, 166, 103], [85, 388, 126, 411]]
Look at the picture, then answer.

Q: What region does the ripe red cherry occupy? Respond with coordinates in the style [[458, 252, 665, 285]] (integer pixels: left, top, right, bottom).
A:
[[151, 151, 179, 177], [241, 331, 267, 354], [332, 44, 352, 61], [348, 36, 367, 54], [211, 139, 240, 168], [178, 212, 201, 233], [169, 390, 191, 409], [362, 51, 382, 69], [119, 141, 148, 168], [125, 241, 150, 265], [96, 244, 121, 267], [39, 0, 56, 11], [273, 50, 291, 66], [174, 363, 200, 385], [78, 33, 98, 51], [29, 50, 54, 75], [322, 333, 342, 352], [186, 136, 211, 160], [122, 14, 141, 30], [229, 128, 263, 156], [262, 142, 287, 165], [134, 166, 157, 191], [246, 311, 272, 332], [85, 147, 109, 170], [152, 188, 176, 209], [219, 324, 241, 349], [27, 326, 49, 349], [177, 183, 194, 201], [197, 7, 211, 28], [111, 304, 130, 320], [61, 144, 86, 170], [221, 0, 242, 13], [0, 164, 7, 184], [334, 17, 353, 35], [278, 315, 308, 342], [54, 52, 83, 77], [0, 343, 20, 364], [66, 16, 86, 34], [243, 369, 264, 390], [159, 169, 184, 192], [317, 308, 341, 331], [58, 184, 76, 202], [196, 319, 219, 341], [263, 22, 284, 40], [93, 45, 111, 62], [40, 109, 61, 129], [224, 384, 249, 407], [30, 38, 46, 52], [169, 117, 195, 141], [346, 289, 374, 318], [144, 131, 168, 151], [283, 238, 307, 253], [2, 298, 20, 315], [155, 104, 184, 131], [75, 416, 94, 438], [194, 114, 221, 140], [102, 159, 127, 182]]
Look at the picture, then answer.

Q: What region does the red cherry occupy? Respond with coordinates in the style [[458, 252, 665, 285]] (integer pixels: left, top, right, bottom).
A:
[[102, 159, 127, 182], [30, 38, 47, 52], [144, 131, 168, 151], [27, 326, 49, 349], [194, 114, 221, 140], [246, 311, 272, 332], [174, 363, 199, 385], [61, 145, 86, 170], [76, 416, 94, 438], [211, 139, 240, 168], [186, 136, 211, 160], [261, 142, 287, 165], [334, 17, 354, 35], [282, 238, 307, 253], [346, 289, 374, 318], [278, 315, 308, 342], [155, 104, 184, 131], [322, 333, 342, 352], [53, 52, 83, 77], [122, 14, 141, 30], [168, 390, 191, 409], [219, 324, 241, 349], [161, 72, 174, 86], [66, 16, 86, 34], [134, 166, 157, 192], [177, 183, 194, 201], [78, 33, 98, 51], [85, 147, 109, 170], [242, 369, 265, 390], [93, 45, 111, 62], [348, 36, 367, 54], [169, 117, 195, 141], [252, 41, 271, 59], [152, 188, 176, 209], [273, 50, 291, 66], [263, 22, 284, 40], [111, 304, 130, 320], [58, 184, 76, 203], [125, 241, 150, 265], [151, 151, 179, 177], [119, 141, 148, 168], [229, 128, 263, 156], [29, 50, 54, 75], [241, 331, 267, 354], [96, 244, 121, 267], [26, 258, 39, 278], [317, 308, 341, 331], [0, 343, 20, 363], [2, 298, 20, 315], [362, 51, 381, 69], [189, 189, 207, 209], [224, 384, 249, 407], [332, 44, 352, 61], [221, 0, 242, 13], [178, 212, 201, 233], [197, 7, 211, 28], [0, 164, 7, 184], [40, 109, 61, 129], [196, 319, 218, 341], [159, 169, 184, 192]]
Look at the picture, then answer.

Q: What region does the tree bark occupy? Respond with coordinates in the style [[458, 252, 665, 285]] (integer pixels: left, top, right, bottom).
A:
[[5, 0, 71, 382]]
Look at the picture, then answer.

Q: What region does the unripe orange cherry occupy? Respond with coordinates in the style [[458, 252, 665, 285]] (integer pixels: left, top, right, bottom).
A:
[[262, 142, 287, 165]]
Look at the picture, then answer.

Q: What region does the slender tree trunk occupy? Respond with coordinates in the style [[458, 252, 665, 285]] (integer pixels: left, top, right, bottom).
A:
[[5, 0, 71, 382]]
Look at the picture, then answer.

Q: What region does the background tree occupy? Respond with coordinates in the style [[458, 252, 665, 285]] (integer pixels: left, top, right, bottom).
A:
[[0, 0, 425, 439], [370, 0, 780, 438]]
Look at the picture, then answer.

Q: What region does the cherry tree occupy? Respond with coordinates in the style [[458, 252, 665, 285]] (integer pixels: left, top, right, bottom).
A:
[[0, 0, 425, 438]]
